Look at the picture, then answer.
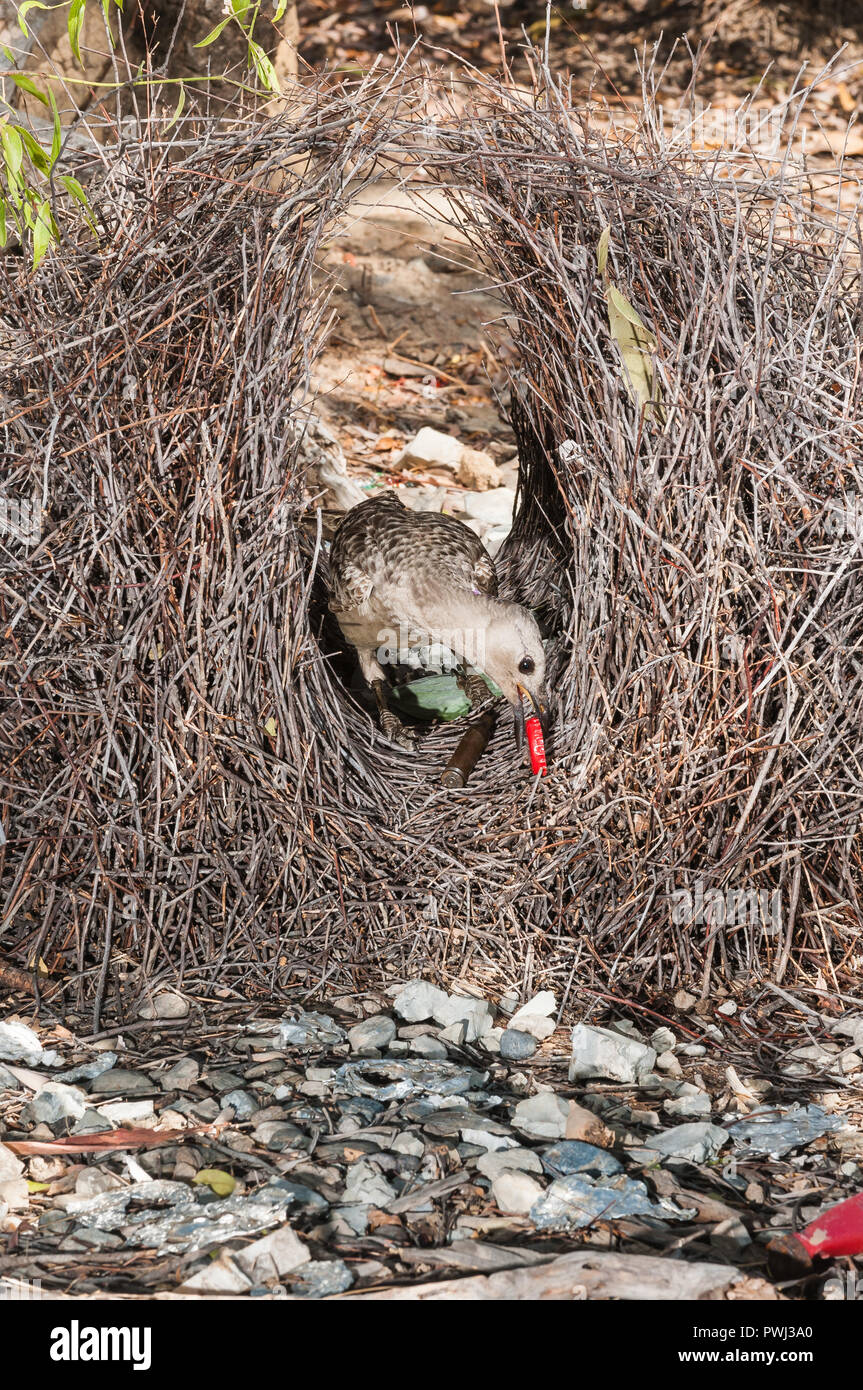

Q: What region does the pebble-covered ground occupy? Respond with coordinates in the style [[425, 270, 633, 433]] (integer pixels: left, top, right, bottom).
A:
[[1, 979, 861, 1300]]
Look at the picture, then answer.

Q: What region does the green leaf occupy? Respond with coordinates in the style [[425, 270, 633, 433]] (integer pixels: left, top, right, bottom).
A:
[[59, 173, 98, 232], [26, 1180, 50, 1192], [0, 198, 7, 248], [231, 0, 252, 17], [273, 0, 289, 20], [193, 1168, 236, 1197], [32, 197, 53, 268], [194, 16, 233, 47], [17, 0, 52, 37], [11, 73, 50, 105], [67, 0, 87, 66], [597, 224, 610, 276], [49, 90, 62, 165], [18, 126, 52, 174], [248, 39, 280, 94], [1, 124, 24, 178]]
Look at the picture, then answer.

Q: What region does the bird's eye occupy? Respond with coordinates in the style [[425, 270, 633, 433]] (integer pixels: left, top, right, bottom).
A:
[[518, 657, 535, 675]]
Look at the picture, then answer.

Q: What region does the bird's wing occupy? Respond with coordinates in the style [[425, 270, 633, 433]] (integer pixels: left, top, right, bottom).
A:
[[328, 556, 373, 615], [413, 512, 499, 598]]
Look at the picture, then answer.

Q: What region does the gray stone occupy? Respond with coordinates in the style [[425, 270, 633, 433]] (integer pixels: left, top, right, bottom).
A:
[[408, 1035, 448, 1059], [0, 1063, 21, 1089], [342, 1160, 396, 1208], [511, 1092, 568, 1141], [569, 1024, 656, 1084], [21, 1082, 86, 1127], [55, 1052, 118, 1084], [88, 1069, 154, 1096], [138, 990, 189, 1020], [287, 1259, 354, 1299], [347, 1015, 397, 1053], [475, 1147, 543, 1179], [253, 1121, 304, 1151], [221, 1089, 258, 1120], [161, 1057, 200, 1090], [500, 1029, 537, 1061], [390, 1132, 424, 1158]]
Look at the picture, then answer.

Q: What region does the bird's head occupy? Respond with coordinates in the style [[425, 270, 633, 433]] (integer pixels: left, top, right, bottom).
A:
[[482, 602, 550, 748]]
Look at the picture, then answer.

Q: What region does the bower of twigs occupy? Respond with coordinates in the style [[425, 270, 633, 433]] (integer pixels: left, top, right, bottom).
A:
[[3, 62, 863, 1022]]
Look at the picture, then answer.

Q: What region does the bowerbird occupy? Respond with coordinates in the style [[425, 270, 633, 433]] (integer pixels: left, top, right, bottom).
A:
[[328, 491, 549, 751]]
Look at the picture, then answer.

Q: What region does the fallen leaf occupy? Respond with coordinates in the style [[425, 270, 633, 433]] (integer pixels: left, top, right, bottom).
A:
[[193, 1167, 236, 1197]]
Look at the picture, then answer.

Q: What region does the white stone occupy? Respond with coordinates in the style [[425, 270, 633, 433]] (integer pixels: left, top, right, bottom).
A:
[[0, 1021, 62, 1068], [399, 427, 463, 470], [97, 1100, 155, 1124], [461, 487, 516, 527], [512, 1092, 568, 1141], [508, 1015, 555, 1041], [433, 995, 494, 1043], [181, 1252, 252, 1294], [0, 1179, 29, 1210], [491, 1170, 544, 1215], [235, 1223, 310, 1281], [392, 980, 451, 1023], [656, 1050, 683, 1078], [569, 1024, 656, 1084], [664, 1093, 712, 1118], [0, 1143, 23, 1183]]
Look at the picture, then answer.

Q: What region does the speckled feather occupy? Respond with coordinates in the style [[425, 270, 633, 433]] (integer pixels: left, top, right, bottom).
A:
[[329, 491, 498, 627]]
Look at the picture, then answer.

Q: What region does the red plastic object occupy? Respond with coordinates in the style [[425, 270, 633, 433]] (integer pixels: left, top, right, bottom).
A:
[[526, 716, 547, 776], [798, 1191, 863, 1258]]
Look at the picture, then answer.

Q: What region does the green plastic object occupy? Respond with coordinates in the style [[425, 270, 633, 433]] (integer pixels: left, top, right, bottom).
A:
[[390, 674, 500, 723]]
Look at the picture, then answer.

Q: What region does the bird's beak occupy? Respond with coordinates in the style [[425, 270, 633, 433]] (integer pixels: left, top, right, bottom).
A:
[[514, 683, 550, 750]]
